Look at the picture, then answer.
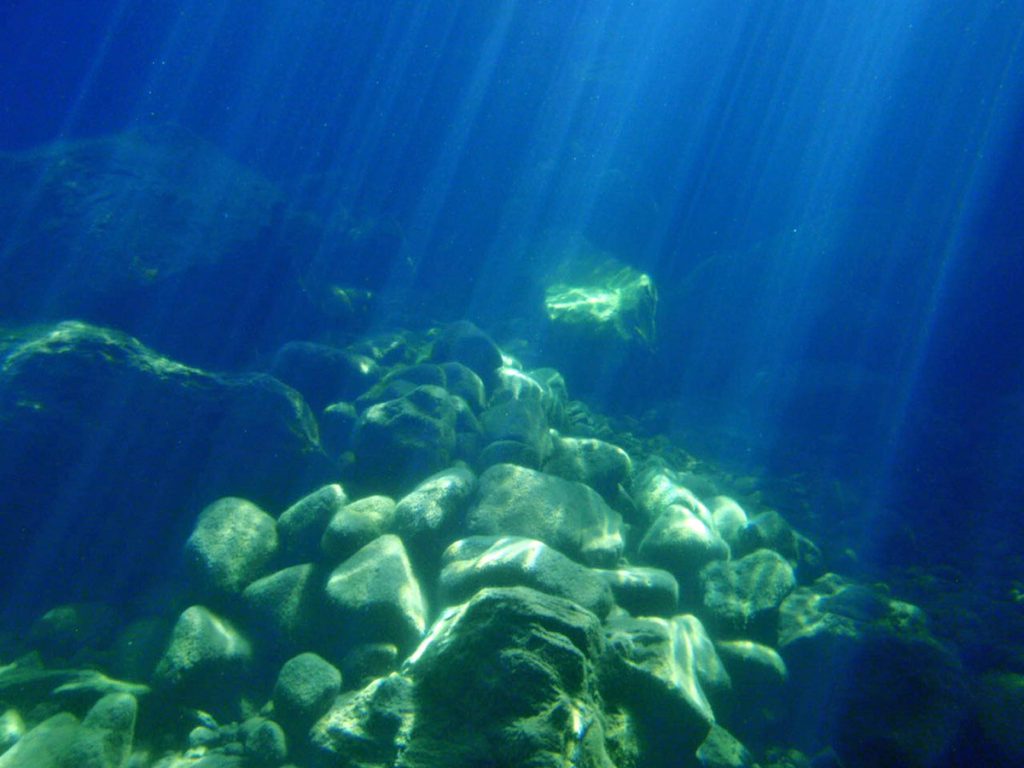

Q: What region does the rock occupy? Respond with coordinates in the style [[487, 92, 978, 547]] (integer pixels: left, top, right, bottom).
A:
[[632, 462, 713, 525], [543, 259, 656, 349], [697, 725, 755, 768], [429, 320, 504, 386], [637, 505, 730, 596], [393, 467, 476, 568], [29, 603, 118, 662], [0, 713, 102, 768], [0, 692, 136, 768], [440, 537, 614, 618], [631, 466, 728, 590], [0, 710, 25, 756], [734, 511, 824, 578], [242, 564, 321, 652], [309, 673, 415, 768], [320, 402, 358, 457], [270, 341, 379, 411], [543, 435, 633, 501], [186, 498, 279, 599], [595, 566, 680, 617], [240, 717, 288, 766], [81, 693, 138, 768], [490, 365, 548, 404], [698, 549, 796, 641], [403, 586, 618, 768], [477, 439, 544, 470], [277, 485, 348, 564], [0, 321, 332, 613], [715, 640, 788, 746], [715, 640, 788, 695], [480, 397, 550, 460], [778, 575, 968, 767], [349, 331, 417, 369], [153, 606, 253, 715], [468, 464, 624, 567], [320, 495, 397, 563], [323, 535, 427, 655], [273, 653, 342, 735], [709, 497, 749, 549], [351, 385, 460, 492], [526, 368, 569, 430], [437, 362, 486, 412], [340, 644, 399, 690], [602, 614, 725, 767]]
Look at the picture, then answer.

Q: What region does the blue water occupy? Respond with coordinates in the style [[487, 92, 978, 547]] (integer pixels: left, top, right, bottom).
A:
[[2, 1, 1024, 766]]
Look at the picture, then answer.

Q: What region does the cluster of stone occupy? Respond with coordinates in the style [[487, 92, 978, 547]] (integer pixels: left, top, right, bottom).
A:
[[0, 320, 970, 768]]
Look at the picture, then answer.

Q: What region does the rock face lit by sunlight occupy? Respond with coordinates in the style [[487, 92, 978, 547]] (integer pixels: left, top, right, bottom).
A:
[[1, 2, 1023, 767]]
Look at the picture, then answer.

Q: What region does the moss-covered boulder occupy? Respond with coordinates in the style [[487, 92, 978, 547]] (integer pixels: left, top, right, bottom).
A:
[[322, 535, 427, 655], [440, 536, 614, 618], [351, 386, 462, 493], [402, 586, 618, 768], [601, 614, 725, 767], [273, 653, 342, 737], [153, 606, 253, 717], [544, 261, 656, 349], [468, 464, 624, 568], [185, 497, 279, 600]]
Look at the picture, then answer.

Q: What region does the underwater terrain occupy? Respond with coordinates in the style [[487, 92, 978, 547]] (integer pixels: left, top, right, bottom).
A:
[[2, 2, 1024, 768]]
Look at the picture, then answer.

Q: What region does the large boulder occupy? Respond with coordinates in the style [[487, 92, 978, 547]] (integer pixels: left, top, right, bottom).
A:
[[309, 673, 415, 768], [0, 321, 333, 612], [242, 563, 322, 653], [467, 464, 624, 567], [392, 467, 476, 569], [633, 464, 729, 595], [595, 566, 680, 617], [402, 586, 620, 768], [428, 320, 504, 387], [777, 575, 968, 768], [698, 549, 796, 642], [479, 397, 551, 469], [277, 484, 348, 564], [273, 653, 342, 738], [153, 605, 253, 717], [351, 386, 461, 493], [601, 614, 725, 768], [185, 497, 280, 600], [321, 495, 397, 563], [439, 536, 614, 618], [539, 252, 657, 396], [543, 435, 633, 501], [322, 535, 427, 655]]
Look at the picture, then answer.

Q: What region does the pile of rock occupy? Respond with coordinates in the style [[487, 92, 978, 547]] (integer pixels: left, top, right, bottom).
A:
[[0, 320, 969, 768]]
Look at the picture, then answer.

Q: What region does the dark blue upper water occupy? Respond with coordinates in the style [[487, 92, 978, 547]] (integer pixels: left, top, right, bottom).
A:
[[1, 2, 1023, 763]]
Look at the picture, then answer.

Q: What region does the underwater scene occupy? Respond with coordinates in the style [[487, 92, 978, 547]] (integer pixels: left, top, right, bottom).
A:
[[1, 2, 1023, 767]]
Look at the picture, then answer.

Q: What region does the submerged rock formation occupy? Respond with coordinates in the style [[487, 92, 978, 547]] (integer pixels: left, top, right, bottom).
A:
[[0, 316, 982, 768]]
